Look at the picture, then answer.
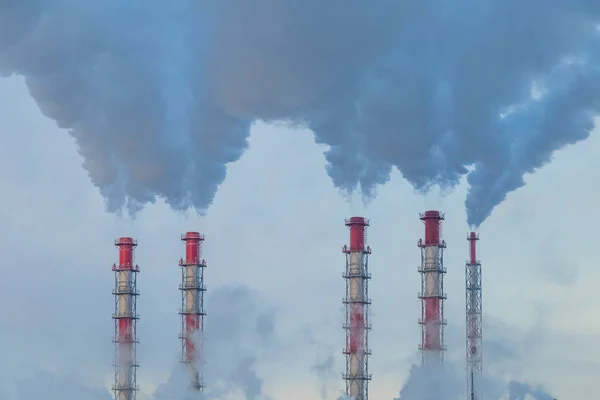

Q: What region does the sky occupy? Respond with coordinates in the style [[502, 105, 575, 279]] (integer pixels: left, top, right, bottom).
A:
[[0, 73, 599, 399]]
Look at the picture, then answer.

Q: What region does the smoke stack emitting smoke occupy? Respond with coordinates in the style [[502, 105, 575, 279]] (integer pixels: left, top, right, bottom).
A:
[[1, 2, 599, 226]]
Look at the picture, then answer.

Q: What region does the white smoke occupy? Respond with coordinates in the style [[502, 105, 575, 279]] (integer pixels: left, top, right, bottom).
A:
[[310, 354, 336, 400], [394, 363, 462, 400], [392, 363, 557, 400], [154, 285, 276, 400], [507, 381, 556, 400]]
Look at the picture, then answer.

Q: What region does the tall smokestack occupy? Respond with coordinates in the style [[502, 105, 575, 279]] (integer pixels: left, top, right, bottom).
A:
[[342, 217, 372, 400], [466, 232, 482, 400], [179, 232, 207, 391], [112, 237, 139, 400], [418, 211, 447, 366]]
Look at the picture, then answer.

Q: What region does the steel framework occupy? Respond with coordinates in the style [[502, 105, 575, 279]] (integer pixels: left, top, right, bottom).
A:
[[179, 232, 207, 391], [342, 217, 372, 400], [466, 232, 482, 400], [112, 237, 140, 400], [418, 211, 447, 366]]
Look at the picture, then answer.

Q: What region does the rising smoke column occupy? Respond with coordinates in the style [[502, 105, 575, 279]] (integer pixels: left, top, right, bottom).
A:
[[1, 1, 600, 225], [154, 285, 275, 400]]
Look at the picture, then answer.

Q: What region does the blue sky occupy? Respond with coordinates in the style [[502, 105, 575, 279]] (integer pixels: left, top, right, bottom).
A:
[[1, 74, 599, 399]]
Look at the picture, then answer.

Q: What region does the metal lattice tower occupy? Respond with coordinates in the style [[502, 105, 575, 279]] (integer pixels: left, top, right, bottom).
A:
[[418, 211, 447, 366], [112, 237, 140, 400], [466, 232, 482, 400], [342, 217, 372, 400], [179, 232, 207, 392]]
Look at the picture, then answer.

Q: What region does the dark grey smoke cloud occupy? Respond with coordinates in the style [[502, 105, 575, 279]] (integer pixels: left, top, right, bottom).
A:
[[1, 1, 599, 225]]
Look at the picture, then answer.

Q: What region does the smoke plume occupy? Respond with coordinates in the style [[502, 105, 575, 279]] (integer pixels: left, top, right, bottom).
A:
[[508, 381, 555, 400], [310, 354, 336, 400], [154, 285, 276, 400], [394, 363, 462, 400], [1, 1, 600, 225], [394, 363, 557, 400], [392, 316, 560, 400]]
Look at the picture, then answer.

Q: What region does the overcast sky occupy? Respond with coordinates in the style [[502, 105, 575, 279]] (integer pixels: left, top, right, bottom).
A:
[[1, 74, 599, 399]]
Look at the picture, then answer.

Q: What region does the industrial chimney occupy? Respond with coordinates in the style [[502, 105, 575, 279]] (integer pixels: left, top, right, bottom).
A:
[[417, 211, 447, 366], [112, 237, 139, 400], [342, 217, 372, 400], [466, 232, 482, 400], [179, 232, 207, 391]]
